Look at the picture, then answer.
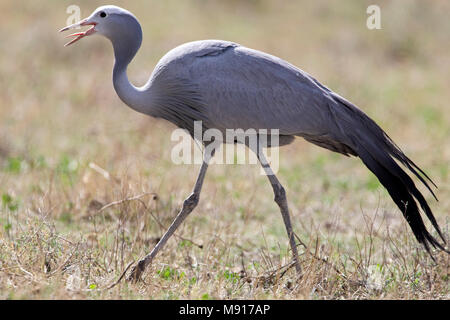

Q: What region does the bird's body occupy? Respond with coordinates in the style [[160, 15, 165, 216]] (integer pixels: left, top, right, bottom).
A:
[[135, 38, 445, 245], [127, 40, 348, 145], [61, 5, 448, 280]]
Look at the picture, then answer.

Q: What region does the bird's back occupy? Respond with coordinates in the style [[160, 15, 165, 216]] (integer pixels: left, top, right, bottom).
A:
[[149, 40, 346, 142]]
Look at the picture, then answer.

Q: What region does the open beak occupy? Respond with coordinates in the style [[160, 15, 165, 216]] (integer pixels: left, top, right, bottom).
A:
[[59, 19, 97, 47]]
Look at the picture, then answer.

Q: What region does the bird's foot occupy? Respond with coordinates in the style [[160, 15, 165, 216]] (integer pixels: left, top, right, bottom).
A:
[[126, 260, 146, 282]]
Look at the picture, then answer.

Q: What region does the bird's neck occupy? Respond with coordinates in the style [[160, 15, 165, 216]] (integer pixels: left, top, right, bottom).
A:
[[113, 59, 147, 114], [113, 62, 139, 109], [112, 39, 153, 115]]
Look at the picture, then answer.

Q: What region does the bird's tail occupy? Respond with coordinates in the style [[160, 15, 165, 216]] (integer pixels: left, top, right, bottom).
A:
[[329, 94, 448, 257]]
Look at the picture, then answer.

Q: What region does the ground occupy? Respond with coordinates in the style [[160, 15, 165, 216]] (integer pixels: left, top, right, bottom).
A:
[[0, 0, 448, 299]]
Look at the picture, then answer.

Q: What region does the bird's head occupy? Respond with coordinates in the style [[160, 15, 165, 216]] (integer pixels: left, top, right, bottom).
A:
[[60, 5, 142, 48]]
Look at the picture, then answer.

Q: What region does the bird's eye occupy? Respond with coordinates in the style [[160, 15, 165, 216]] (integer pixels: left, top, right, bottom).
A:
[[99, 11, 107, 18]]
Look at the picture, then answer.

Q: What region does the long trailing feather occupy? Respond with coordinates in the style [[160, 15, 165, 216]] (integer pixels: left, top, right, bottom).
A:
[[329, 94, 448, 256]]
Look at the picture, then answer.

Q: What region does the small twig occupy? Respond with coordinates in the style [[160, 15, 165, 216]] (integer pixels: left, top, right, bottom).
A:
[[55, 234, 75, 245], [278, 260, 297, 279], [89, 162, 111, 180], [294, 232, 347, 280], [48, 243, 80, 277], [98, 192, 158, 213], [18, 264, 34, 279], [99, 192, 203, 249], [105, 260, 135, 290]]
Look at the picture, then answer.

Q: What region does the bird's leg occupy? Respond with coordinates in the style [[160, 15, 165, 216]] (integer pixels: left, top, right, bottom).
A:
[[127, 150, 212, 282], [256, 148, 301, 274]]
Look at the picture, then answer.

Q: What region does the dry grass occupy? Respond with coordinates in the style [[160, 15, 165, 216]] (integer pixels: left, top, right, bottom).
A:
[[0, 0, 449, 299]]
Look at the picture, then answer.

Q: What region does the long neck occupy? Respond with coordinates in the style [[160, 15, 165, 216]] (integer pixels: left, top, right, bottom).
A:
[[113, 59, 145, 113], [111, 22, 152, 114]]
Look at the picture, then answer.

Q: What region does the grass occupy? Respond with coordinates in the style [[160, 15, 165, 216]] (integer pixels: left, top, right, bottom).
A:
[[0, 0, 449, 299]]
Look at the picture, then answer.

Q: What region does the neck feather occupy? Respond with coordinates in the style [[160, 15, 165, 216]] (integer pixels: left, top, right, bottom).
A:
[[111, 22, 152, 114], [113, 60, 145, 112]]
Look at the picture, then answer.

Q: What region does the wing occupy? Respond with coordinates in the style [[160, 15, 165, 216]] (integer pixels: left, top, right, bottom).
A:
[[151, 40, 360, 153], [184, 42, 342, 138]]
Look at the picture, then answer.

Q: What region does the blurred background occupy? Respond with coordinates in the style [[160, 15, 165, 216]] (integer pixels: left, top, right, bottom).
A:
[[0, 0, 448, 299]]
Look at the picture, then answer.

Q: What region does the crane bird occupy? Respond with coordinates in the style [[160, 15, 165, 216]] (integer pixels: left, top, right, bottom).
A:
[[60, 5, 448, 281]]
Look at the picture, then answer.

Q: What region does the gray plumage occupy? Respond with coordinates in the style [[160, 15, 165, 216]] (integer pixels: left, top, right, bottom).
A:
[[61, 5, 448, 279]]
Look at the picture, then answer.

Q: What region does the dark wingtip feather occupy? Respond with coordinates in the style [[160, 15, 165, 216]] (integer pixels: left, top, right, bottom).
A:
[[356, 145, 448, 255], [328, 94, 447, 255], [384, 136, 439, 201]]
